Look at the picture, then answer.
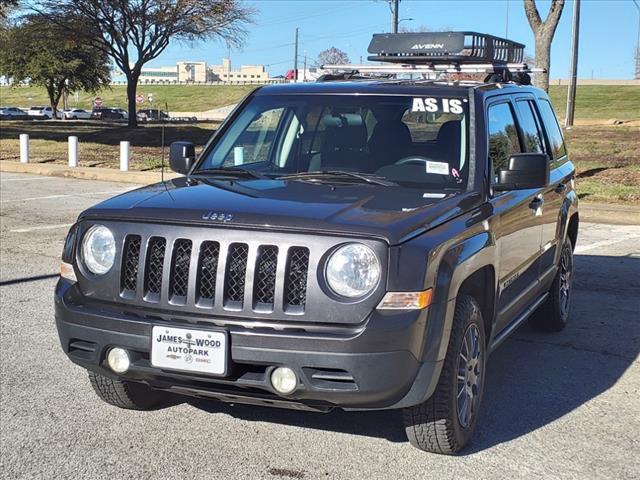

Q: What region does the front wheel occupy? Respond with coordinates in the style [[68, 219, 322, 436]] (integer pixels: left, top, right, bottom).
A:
[[403, 295, 486, 454], [530, 237, 574, 332], [89, 372, 167, 410]]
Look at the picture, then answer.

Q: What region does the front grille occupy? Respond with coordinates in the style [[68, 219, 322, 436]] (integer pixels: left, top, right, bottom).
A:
[[196, 241, 220, 307], [121, 235, 311, 315], [225, 243, 249, 306], [169, 239, 192, 302], [121, 235, 141, 294], [253, 245, 278, 309], [144, 237, 166, 300], [284, 247, 310, 312]]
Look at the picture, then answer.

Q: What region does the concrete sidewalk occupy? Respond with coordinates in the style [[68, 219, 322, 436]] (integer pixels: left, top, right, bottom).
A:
[[2, 160, 638, 225]]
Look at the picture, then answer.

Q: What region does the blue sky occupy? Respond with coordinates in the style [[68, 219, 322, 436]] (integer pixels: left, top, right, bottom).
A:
[[143, 0, 639, 79]]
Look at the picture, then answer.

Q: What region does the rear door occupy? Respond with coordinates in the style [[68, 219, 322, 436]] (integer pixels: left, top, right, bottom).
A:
[[487, 97, 544, 333], [534, 98, 572, 274]]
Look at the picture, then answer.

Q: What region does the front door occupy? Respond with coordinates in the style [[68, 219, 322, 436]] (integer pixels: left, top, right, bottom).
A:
[[487, 99, 544, 333]]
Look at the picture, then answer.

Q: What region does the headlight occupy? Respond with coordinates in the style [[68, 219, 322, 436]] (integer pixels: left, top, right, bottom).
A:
[[325, 243, 380, 298], [82, 224, 116, 275]]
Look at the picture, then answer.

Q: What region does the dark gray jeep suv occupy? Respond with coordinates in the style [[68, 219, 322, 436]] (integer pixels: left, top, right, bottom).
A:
[[55, 32, 578, 454]]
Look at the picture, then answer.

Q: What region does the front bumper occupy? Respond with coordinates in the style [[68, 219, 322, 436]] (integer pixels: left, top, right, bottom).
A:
[[55, 279, 443, 411]]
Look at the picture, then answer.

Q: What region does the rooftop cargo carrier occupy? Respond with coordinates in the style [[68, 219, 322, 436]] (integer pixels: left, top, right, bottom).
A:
[[367, 31, 525, 65]]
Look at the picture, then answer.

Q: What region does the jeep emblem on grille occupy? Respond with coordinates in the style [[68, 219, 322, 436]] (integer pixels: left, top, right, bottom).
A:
[[202, 211, 234, 222]]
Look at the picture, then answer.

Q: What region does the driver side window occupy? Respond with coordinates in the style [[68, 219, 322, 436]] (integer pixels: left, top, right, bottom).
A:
[[488, 102, 522, 183]]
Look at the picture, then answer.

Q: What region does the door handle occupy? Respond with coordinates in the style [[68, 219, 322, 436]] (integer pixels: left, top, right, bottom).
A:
[[555, 183, 567, 194], [529, 195, 544, 210]]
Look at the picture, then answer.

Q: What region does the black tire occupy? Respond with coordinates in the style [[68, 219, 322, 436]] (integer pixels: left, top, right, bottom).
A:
[[403, 295, 486, 454], [529, 237, 574, 332], [88, 371, 166, 410]]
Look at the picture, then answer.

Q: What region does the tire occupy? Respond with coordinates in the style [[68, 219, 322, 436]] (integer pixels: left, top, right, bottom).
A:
[[88, 371, 166, 410], [403, 295, 486, 454], [529, 237, 574, 332]]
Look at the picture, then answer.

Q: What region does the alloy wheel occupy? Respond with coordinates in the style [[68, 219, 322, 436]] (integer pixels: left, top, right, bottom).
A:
[[456, 323, 483, 428]]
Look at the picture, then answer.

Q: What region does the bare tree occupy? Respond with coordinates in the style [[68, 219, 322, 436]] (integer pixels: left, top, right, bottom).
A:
[[35, 0, 253, 127], [316, 47, 350, 67], [523, 0, 565, 91]]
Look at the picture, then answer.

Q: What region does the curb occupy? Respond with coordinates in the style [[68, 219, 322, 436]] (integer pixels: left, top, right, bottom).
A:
[[2, 161, 639, 225], [0, 160, 179, 185]]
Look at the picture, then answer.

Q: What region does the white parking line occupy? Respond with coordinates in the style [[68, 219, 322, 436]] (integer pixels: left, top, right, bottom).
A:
[[0, 176, 54, 182], [10, 223, 73, 233], [0, 190, 128, 204], [575, 233, 640, 253]]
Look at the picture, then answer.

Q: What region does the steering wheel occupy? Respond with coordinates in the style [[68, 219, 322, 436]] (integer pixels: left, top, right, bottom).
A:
[[394, 156, 434, 166]]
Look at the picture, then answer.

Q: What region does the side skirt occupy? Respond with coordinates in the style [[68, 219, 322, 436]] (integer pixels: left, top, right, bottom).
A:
[[490, 292, 549, 352]]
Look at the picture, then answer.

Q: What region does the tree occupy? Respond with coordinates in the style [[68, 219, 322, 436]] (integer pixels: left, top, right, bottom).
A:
[[316, 47, 350, 67], [36, 0, 253, 127], [523, 0, 565, 91], [0, 15, 110, 117], [0, 0, 20, 23]]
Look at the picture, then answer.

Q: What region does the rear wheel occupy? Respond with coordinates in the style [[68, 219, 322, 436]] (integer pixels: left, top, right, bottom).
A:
[[89, 372, 167, 410], [403, 295, 486, 454], [530, 238, 573, 332]]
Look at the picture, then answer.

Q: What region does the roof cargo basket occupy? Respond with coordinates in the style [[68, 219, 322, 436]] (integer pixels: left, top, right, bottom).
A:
[[367, 31, 524, 65]]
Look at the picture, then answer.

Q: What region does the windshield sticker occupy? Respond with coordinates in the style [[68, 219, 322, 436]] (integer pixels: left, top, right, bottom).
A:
[[412, 97, 464, 114], [426, 161, 449, 175], [423, 192, 447, 199]]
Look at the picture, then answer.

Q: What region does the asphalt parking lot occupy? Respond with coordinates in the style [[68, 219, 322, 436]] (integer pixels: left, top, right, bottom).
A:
[[1, 172, 639, 480]]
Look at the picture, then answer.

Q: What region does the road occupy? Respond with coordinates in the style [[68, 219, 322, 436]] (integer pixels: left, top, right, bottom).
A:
[[1, 172, 639, 480]]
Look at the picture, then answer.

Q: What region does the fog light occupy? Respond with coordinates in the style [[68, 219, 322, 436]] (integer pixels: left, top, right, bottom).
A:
[[270, 367, 297, 395], [107, 347, 130, 374]]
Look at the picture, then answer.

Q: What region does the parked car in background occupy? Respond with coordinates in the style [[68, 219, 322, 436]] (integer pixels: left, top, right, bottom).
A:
[[27, 106, 53, 119], [137, 108, 169, 122], [63, 108, 92, 120], [0, 106, 28, 119], [91, 107, 127, 121]]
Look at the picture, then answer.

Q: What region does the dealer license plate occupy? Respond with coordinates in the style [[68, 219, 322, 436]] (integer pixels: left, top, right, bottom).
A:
[[151, 326, 227, 375]]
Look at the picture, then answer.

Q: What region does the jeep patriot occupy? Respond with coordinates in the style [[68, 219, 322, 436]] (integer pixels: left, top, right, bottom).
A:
[[55, 32, 578, 454]]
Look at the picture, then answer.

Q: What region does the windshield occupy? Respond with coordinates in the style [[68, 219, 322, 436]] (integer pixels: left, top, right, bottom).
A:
[[197, 94, 470, 190]]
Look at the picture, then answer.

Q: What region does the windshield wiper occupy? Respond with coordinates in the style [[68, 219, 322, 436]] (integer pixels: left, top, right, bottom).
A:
[[193, 167, 264, 179], [277, 170, 397, 186]]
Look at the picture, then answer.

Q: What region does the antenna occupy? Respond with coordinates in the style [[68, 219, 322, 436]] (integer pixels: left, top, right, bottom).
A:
[[161, 101, 168, 183]]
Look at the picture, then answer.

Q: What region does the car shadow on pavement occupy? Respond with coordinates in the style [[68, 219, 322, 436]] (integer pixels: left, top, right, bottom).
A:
[[189, 254, 639, 453]]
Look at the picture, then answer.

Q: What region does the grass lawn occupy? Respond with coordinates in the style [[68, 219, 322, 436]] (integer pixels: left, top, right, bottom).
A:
[[0, 84, 257, 112], [1, 84, 639, 120], [1, 120, 638, 203]]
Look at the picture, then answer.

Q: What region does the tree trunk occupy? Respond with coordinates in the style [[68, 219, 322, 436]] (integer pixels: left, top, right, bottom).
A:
[[46, 82, 57, 120], [126, 73, 139, 128], [533, 31, 552, 91]]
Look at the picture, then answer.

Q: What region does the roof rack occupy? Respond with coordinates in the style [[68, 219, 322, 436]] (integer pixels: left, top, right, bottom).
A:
[[320, 32, 543, 85], [367, 31, 524, 65]]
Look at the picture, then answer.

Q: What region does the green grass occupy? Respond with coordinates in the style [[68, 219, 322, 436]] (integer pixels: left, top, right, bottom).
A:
[[0, 84, 257, 112], [547, 85, 640, 121], [1, 84, 638, 119]]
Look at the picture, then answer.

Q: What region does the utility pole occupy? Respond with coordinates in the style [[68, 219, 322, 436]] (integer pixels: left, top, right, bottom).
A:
[[565, 0, 580, 128], [303, 52, 307, 82], [293, 27, 299, 82], [505, 0, 510, 38], [391, 0, 399, 33], [633, 0, 640, 79]]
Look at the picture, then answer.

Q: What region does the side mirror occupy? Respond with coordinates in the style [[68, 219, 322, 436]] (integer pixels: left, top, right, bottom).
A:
[[493, 153, 549, 191], [169, 141, 196, 175]]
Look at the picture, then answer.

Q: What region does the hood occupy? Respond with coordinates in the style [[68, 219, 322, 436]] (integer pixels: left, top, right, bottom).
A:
[[80, 177, 481, 245]]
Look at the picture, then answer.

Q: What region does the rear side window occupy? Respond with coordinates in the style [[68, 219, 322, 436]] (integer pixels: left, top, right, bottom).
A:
[[516, 100, 545, 154], [487, 102, 522, 179], [537, 99, 567, 160]]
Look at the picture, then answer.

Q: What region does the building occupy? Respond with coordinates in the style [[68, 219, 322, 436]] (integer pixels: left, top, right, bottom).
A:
[[137, 59, 269, 84], [139, 66, 178, 83], [208, 58, 269, 83], [178, 62, 207, 82]]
